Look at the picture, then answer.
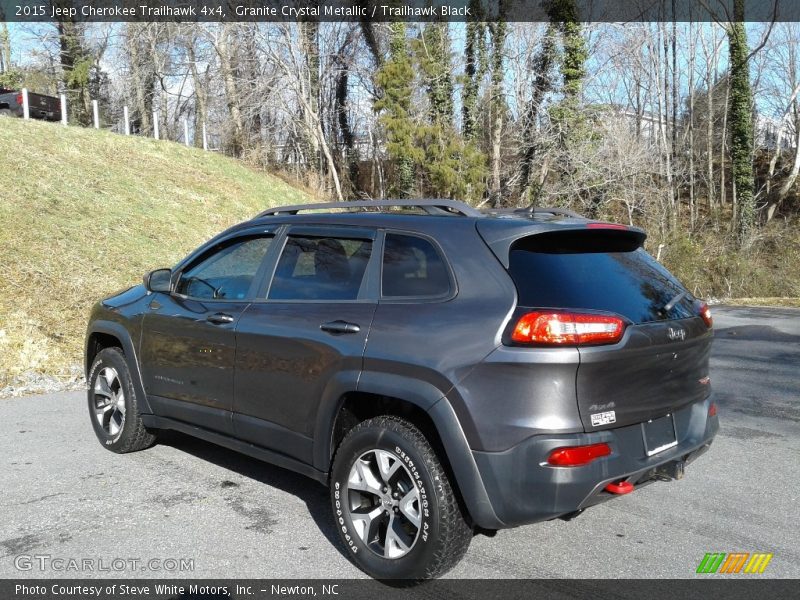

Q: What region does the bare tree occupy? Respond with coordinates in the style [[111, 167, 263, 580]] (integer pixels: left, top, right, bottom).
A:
[[264, 24, 344, 200]]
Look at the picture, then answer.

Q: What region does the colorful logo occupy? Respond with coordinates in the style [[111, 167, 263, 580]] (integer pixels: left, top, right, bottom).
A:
[[696, 552, 773, 574]]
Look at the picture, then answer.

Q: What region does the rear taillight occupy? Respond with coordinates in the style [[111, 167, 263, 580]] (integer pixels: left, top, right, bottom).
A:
[[547, 443, 611, 467], [709, 403, 717, 417], [511, 311, 625, 346], [16, 93, 23, 105], [699, 302, 713, 328]]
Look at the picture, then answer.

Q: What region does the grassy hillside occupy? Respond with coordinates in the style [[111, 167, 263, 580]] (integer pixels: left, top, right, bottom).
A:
[[0, 118, 309, 389], [658, 219, 800, 304]]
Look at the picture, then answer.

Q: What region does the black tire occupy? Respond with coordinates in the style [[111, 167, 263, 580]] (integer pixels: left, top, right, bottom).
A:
[[0, 108, 13, 118], [87, 347, 157, 453], [330, 416, 472, 580]]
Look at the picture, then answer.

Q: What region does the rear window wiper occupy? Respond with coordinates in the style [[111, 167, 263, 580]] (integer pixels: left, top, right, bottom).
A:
[[662, 290, 688, 313]]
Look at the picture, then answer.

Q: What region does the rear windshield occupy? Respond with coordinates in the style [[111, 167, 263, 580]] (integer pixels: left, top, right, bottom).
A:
[[507, 232, 695, 323]]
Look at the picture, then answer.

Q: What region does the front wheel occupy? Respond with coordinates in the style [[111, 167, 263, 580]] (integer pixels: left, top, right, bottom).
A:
[[330, 416, 472, 580], [87, 347, 157, 453]]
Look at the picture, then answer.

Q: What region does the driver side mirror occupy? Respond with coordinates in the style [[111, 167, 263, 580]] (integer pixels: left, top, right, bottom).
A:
[[143, 268, 172, 293]]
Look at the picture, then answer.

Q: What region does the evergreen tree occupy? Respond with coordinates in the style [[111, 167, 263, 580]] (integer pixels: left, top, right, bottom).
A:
[[415, 22, 486, 202], [374, 22, 419, 198], [57, 20, 98, 126]]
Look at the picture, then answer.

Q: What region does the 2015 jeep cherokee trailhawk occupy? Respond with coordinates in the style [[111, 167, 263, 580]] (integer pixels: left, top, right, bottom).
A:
[[85, 200, 718, 579]]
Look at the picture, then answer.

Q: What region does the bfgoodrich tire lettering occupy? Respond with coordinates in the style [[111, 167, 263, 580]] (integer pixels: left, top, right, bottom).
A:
[[330, 416, 471, 579], [87, 347, 157, 453]]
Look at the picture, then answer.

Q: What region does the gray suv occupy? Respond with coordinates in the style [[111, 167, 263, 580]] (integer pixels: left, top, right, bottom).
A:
[[85, 200, 718, 579]]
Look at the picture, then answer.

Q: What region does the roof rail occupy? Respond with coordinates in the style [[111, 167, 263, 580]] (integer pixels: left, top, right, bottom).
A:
[[483, 205, 584, 219], [257, 199, 483, 218], [520, 206, 584, 219]]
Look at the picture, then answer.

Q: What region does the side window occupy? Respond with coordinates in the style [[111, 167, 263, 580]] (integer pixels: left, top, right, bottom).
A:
[[382, 234, 451, 298], [176, 236, 273, 300], [268, 235, 373, 301]]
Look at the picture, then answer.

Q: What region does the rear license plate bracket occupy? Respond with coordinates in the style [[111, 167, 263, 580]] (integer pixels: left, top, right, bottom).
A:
[[642, 413, 678, 456]]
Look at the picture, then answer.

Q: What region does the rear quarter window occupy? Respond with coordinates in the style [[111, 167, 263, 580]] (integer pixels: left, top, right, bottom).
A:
[[507, 231, 695, 323], [382, 233, 451, 298]]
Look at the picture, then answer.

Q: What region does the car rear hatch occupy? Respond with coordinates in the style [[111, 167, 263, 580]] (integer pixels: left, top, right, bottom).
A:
[[479, 220, 713, 432]]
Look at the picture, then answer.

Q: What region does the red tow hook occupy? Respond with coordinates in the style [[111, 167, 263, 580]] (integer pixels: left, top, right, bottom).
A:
[[605, 480, 634, 495]]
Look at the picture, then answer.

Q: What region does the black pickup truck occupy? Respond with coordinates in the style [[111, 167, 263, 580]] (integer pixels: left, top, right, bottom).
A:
[[0, 88, 61, 121]]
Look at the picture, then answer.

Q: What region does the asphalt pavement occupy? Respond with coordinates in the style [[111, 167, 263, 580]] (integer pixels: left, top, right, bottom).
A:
[[1, 306, 798, 579]]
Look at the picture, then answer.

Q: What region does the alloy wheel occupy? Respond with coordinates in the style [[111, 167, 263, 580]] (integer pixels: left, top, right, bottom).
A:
[[346, 449, 422, 559], [93, 367, 126, 436]]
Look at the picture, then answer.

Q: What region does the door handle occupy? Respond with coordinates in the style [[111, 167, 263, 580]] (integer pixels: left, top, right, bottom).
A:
[[207, 312, 235, 325], [320, 320, 361, 334]]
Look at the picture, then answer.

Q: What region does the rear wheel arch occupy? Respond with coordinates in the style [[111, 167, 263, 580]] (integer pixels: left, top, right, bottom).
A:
[[314, 371, 446, 472], [330, 391, 447, 470]]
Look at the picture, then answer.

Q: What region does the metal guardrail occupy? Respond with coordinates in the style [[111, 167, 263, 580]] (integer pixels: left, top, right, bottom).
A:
[[15, 87, 210, 149]]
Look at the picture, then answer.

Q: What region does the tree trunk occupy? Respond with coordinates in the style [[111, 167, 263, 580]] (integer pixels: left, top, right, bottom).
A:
[[299, 20, 321, 178], [727, 4, 756, 243], [719, 78, 730, 209], [217, 24, 244, 155], [489, 19, 507, 206], [126, 25, 151, 134], [57, 21, 91, 126], [671, 12, 679, 197], [518, 24, 557, 199], [775, 108, 800, 204], [187, 40, 208, 150], [0, 22, 12, 73], [335, 61, 360, 195], [688, 21, 696, 228], [317, 117, 344, 201], [462, 20, 484, 141], [359, 19, 382, 68], [707, 65, 716, 212], [660, 22, 677, 230], [765, 41, 800, 222]]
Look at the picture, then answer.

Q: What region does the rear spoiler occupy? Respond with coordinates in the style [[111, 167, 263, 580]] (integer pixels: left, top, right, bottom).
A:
[[476, 220, 647, 268]]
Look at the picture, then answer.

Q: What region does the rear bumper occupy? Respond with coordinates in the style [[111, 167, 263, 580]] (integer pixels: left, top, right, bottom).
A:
[[471, 395, 718, 528]]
